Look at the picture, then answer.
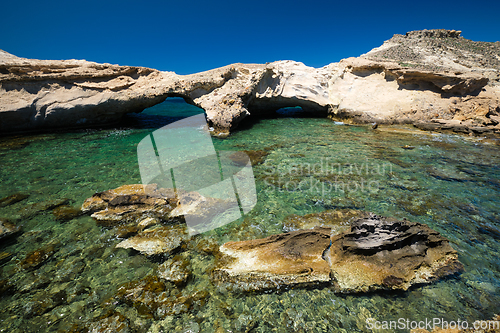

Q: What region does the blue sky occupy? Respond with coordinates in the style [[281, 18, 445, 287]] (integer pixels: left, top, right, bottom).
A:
[[1, 0, 499, 74]]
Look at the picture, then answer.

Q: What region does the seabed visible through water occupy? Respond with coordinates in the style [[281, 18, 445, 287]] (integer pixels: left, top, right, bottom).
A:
[[0, 98, 499, 332]]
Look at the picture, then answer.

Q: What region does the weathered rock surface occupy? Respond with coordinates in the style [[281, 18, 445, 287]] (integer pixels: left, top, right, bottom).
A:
[[157, 254, 192, 286], [0, 218, 21, 239], [115, 224, 188, 256], [326, 213, 463, 293], [282, 209, 366, 233], [81, 184, 177, 227], [1, 29, 499, 136], [213, 227, 332, 292], [213, 212, 463, 293]]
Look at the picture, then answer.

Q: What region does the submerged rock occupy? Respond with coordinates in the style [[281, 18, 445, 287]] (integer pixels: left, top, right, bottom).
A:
[[282, 209, 366, 233], [157, 254, 192, 286], [214, 213, 463, 293], [0, 193, 29, 207], [18, 198, 69, 219], [19, 244, 57, 270], [0, 218, 21, 240], [52, 205, 82, 221], [115, 224, 188, 256], [213, 227, 332, 292], [23, 289, 67, 317], [327, 213, 464, 293], [230, 150, 269, 166], [85, 311, 131, 333], [111, 275, 209, 320]]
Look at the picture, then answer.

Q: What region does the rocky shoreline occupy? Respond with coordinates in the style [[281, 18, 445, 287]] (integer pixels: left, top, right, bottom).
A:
[[1, 29, 499, 137]]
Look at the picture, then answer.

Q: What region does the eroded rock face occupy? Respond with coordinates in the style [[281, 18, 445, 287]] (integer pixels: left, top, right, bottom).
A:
[[213, 213, 463, 293], [326, 214, 463, 293], [1, 29, 499, 136]]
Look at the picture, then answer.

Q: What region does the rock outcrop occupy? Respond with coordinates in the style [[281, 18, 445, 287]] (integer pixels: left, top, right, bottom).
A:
[[213, 213, 463, 293], [1, 29, 499, 136], [326, 214, 463, 293], [81, 184, 236, 232], [81, 184, 178, 227]]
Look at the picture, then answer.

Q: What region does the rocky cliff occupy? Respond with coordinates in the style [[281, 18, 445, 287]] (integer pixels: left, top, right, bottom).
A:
[[1, 29, 499, 136]]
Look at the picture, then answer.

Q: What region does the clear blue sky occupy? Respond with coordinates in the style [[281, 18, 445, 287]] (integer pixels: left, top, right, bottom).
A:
[[1, 0, 499, 74]]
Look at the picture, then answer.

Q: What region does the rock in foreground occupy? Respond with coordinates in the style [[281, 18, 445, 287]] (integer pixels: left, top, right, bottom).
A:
[[213, 227, 332, 292], [327, 213, 463, 293], [214, 213, 463, 293]]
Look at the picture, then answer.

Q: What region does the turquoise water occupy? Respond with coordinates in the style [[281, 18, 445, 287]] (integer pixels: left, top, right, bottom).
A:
[[0, 98, 499, 332]]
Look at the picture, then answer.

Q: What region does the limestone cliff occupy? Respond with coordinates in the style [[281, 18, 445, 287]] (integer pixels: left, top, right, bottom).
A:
[[1, 29, 499, 136]]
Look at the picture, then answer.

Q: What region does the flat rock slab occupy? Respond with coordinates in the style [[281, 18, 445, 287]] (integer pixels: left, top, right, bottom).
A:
[[213, 227, 332, 292], [214, 213, 463, 293], [116, 224, 188, 256]]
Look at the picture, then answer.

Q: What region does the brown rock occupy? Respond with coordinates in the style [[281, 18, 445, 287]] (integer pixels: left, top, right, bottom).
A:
[[282, 209, 366, 234], [157, 254, 192, 286], [81, 184, 177, 227], [213, 227, 332, 292], [0, 218, 21, 240], [214, 212, 463, 294], [0, 193, 29, 207], [86, 311, 131, 333], [326, 213, 463, 293], [112, 275, 208, 320], [82, 184, 234, 234], [52, 205, 82, 221], [19, 244, 56, 270], [115, 224, 188, 256]]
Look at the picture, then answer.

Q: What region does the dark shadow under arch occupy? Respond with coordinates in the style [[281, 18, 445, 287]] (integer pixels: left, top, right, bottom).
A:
[[121, 97, 204, 129]]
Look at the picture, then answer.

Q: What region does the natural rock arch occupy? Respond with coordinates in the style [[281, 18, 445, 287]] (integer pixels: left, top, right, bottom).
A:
[[1, 29, 499, 136]]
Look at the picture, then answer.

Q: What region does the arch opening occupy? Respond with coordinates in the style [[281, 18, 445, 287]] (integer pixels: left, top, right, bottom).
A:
[[122, 97, 205, 129]]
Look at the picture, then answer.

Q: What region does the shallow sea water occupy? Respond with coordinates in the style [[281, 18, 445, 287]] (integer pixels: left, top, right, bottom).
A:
[[0, 98, 499, 332]]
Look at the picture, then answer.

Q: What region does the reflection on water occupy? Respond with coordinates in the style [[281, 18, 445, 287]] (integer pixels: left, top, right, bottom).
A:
[[0, 99, 499, 332]]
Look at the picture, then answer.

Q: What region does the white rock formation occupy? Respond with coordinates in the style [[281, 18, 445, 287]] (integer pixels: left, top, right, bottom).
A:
[[1, 29, 499, 136]]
